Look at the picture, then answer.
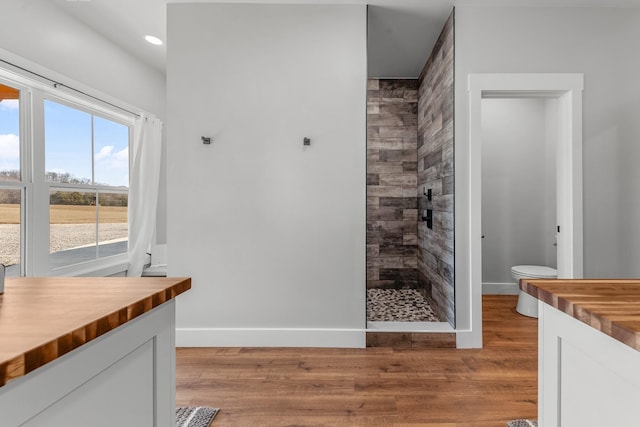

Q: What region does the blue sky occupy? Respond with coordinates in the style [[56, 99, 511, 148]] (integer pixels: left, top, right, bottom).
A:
[[0, 97, 129, 187], [0, 99, 19, 175]]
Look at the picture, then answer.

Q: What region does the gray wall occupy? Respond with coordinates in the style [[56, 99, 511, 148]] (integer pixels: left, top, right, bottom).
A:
[[366, 79, 419, 291], [367, 4, 455, 78], [167, 4, 367, 347], [417, 11, 455, 325], [481, 98, 557, 286], [455, 6, 640, 290]]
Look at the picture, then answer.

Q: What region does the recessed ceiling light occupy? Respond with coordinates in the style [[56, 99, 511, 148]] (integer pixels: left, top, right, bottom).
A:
[[144, 35, 163, 46]]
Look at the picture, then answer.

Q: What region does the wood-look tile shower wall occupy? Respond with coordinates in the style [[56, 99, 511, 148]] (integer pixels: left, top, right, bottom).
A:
[[366, 10, 455, 325], [417, 11, 455, 325], [366, 79, 419, 290]]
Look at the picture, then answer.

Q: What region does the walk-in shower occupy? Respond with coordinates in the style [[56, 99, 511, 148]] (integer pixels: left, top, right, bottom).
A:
[[366, 10, 454, 331]]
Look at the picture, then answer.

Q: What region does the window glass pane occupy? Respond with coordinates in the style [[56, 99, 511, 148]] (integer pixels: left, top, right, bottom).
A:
[[0, 84, 20, 181], [45, 100, 92, 184], [94, 116, 129, 188], [97, 192, 128, 259], [0, 188, 20, 276], [50, 189, 97, 268]]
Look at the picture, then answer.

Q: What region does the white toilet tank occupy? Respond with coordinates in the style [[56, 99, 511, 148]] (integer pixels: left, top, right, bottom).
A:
[[512, 265, 557, 317]]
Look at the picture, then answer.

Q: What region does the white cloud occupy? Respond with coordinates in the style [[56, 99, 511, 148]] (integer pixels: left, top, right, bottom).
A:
[[0, 133, 19, 164], [114, 147, 128, 162], [95, 145, 129, 186], [95, 145, 114, 161], [0, 100, 19, 111], [95, 145, 128, 170]]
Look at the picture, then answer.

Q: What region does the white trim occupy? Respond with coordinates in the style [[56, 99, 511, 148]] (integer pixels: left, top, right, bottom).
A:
[[0, 47, 142, 120], [30, 89, 47, 276], [0, 77, 31, 276], [462, 73, 584, 349], [50, 258, 129, 278], [556, 89, 584, 279], [482, 282, 519, 295], [366, 321, 454, 332], [42, 90, 134, 129], [176, 327, 366, 348], [456, 330, 481, 348]]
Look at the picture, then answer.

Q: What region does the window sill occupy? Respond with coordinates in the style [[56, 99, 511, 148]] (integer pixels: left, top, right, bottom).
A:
[[47, 256, 130, 277], [142, 264, 167, 277]]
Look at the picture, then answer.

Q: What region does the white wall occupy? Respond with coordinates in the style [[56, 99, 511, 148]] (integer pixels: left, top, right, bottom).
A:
[[481, 98, 557, 288], [167, 4, 367, 347], [0, 0, 165, 117], [455, 7, 640, 309]]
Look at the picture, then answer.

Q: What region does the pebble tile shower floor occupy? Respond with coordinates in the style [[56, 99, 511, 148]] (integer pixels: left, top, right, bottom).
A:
[[367, 288, 440, 322]]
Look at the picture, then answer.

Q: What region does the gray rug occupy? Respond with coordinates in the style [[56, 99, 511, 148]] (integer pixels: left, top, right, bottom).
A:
[[176, 407, 219, 427], [507, 420, 538, 427]]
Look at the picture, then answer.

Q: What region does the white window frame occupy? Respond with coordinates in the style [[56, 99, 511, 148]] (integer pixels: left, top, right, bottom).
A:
[[0, 67, 135, 277], [0, 76, 30, 277]]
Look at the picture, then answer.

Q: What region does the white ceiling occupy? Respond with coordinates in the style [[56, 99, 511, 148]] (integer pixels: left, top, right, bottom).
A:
[[51, 0, 640, 78]]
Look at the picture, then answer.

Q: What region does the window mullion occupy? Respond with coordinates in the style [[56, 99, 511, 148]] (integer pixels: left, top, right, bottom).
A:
[[28, 89, 49, 276], [91, 115, 95, 184], [21, 89, 33, 276], [95, 191, 99, 259], [91, 115, 98, 259]]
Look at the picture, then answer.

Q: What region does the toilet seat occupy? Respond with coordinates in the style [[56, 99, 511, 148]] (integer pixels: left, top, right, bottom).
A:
[[512, 265, 557, 318], [511, 265, 557, 279]]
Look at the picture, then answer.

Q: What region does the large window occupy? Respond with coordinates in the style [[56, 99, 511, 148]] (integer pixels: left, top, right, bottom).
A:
[[0, 75, 133, 276], [45, 100, 129, 270]]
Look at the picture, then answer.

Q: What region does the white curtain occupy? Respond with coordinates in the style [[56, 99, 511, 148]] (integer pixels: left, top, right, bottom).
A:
[[127, 114, 163, 277]]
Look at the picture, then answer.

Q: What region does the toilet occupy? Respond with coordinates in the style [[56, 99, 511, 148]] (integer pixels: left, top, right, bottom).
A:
[[511, 265, 557, 318]]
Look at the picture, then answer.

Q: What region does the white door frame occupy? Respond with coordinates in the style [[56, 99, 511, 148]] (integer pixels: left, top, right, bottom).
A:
[[459, 73, 584, 348]]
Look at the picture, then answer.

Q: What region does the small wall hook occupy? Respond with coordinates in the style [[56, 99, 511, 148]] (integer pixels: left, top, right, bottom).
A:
[[201, 136, 211, 145], [303, 137, 311, 146], [424, 188, 432, 201]]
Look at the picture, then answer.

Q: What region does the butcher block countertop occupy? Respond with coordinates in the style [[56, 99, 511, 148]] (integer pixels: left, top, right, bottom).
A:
[[520, 279, 640, 352], [0, 277, 191, 387]]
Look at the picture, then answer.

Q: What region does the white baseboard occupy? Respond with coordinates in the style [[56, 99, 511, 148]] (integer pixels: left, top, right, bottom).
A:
[[176, 327, 485, 349], [366, 321, 454, 332], [176, 327, 366, 348], [456, 330, 483, 348], [483, 282, 519, 295]]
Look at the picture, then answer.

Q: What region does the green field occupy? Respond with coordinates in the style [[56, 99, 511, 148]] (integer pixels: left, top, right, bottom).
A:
[[0, 204, 127, 224]]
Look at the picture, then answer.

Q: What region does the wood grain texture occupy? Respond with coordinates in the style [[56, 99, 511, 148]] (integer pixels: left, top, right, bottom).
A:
[[367, 79, 420, 291], [417, 10, 455, 326], [366, 332, 456, 349], [176, 295, 537, 425], [0, 277, 191, 387], [521, 278, 640, 351]]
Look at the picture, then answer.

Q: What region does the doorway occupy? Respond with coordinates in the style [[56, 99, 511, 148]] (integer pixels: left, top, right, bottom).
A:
[[481, 97, 558, 293], [459, 73, 584, 348]]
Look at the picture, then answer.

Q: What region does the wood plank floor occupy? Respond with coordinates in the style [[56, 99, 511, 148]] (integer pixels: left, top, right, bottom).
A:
[[176, 295, 538, 426]]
